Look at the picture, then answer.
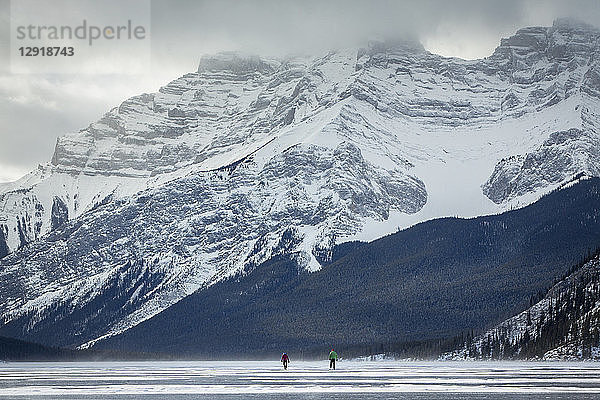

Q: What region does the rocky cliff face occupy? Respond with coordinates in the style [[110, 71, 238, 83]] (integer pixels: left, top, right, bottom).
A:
[[1, 19, 599, 347], [482, 19, 600, 203]]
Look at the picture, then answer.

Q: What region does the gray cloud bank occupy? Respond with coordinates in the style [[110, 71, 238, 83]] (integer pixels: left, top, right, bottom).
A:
[[149, 0, 600, 59]]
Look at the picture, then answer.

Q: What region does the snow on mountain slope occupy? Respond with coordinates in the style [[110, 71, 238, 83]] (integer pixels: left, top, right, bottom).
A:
[[0, 166, 149, 255], [1, 19, 600, 347]]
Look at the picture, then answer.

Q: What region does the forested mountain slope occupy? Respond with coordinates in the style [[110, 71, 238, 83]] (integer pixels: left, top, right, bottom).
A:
[[448, 248, 600, 360]]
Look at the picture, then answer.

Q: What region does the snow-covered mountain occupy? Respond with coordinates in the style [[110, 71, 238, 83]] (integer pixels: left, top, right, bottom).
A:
[[1, 18, 600, 348]]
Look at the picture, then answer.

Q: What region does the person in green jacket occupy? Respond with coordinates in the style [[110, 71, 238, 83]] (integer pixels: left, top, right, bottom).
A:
[[328, 349, 338, 370]]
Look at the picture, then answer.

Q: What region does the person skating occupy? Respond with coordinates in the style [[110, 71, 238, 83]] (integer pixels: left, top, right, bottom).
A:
[[328, 349, 338, 370], [281, 352, 290, 370]]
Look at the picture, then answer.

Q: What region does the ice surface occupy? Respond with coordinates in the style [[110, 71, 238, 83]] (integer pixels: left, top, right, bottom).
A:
[[0, 361, 600, 399]]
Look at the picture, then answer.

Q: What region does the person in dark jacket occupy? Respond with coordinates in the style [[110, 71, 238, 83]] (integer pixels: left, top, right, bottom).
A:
[[328, 349, 338, 370], [281, 353, 290, 370]]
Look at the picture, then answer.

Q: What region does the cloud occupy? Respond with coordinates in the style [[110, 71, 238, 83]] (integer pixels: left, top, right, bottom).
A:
[[0, 163, 29, 183], [148, 0, 600, 60]]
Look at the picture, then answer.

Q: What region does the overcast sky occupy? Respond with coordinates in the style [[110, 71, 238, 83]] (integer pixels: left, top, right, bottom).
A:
[[1, 0, 600, 182]]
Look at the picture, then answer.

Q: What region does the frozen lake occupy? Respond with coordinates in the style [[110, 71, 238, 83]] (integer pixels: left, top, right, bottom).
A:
[[0, 360, 600, 399]]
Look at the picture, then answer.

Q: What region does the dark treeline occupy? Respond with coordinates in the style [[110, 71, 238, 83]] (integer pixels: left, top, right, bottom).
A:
[[0, 336, 77, 361], [0, 335, 170, 362], [317, 335, 468, 360], [123, 334, 472, 361]]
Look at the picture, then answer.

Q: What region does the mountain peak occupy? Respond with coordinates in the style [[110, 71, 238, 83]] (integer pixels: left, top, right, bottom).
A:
[[552, 17, 598, 32], [197, 52, 275, 75], [491, 18, 600, 63], [361, 38, 425, 56]]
